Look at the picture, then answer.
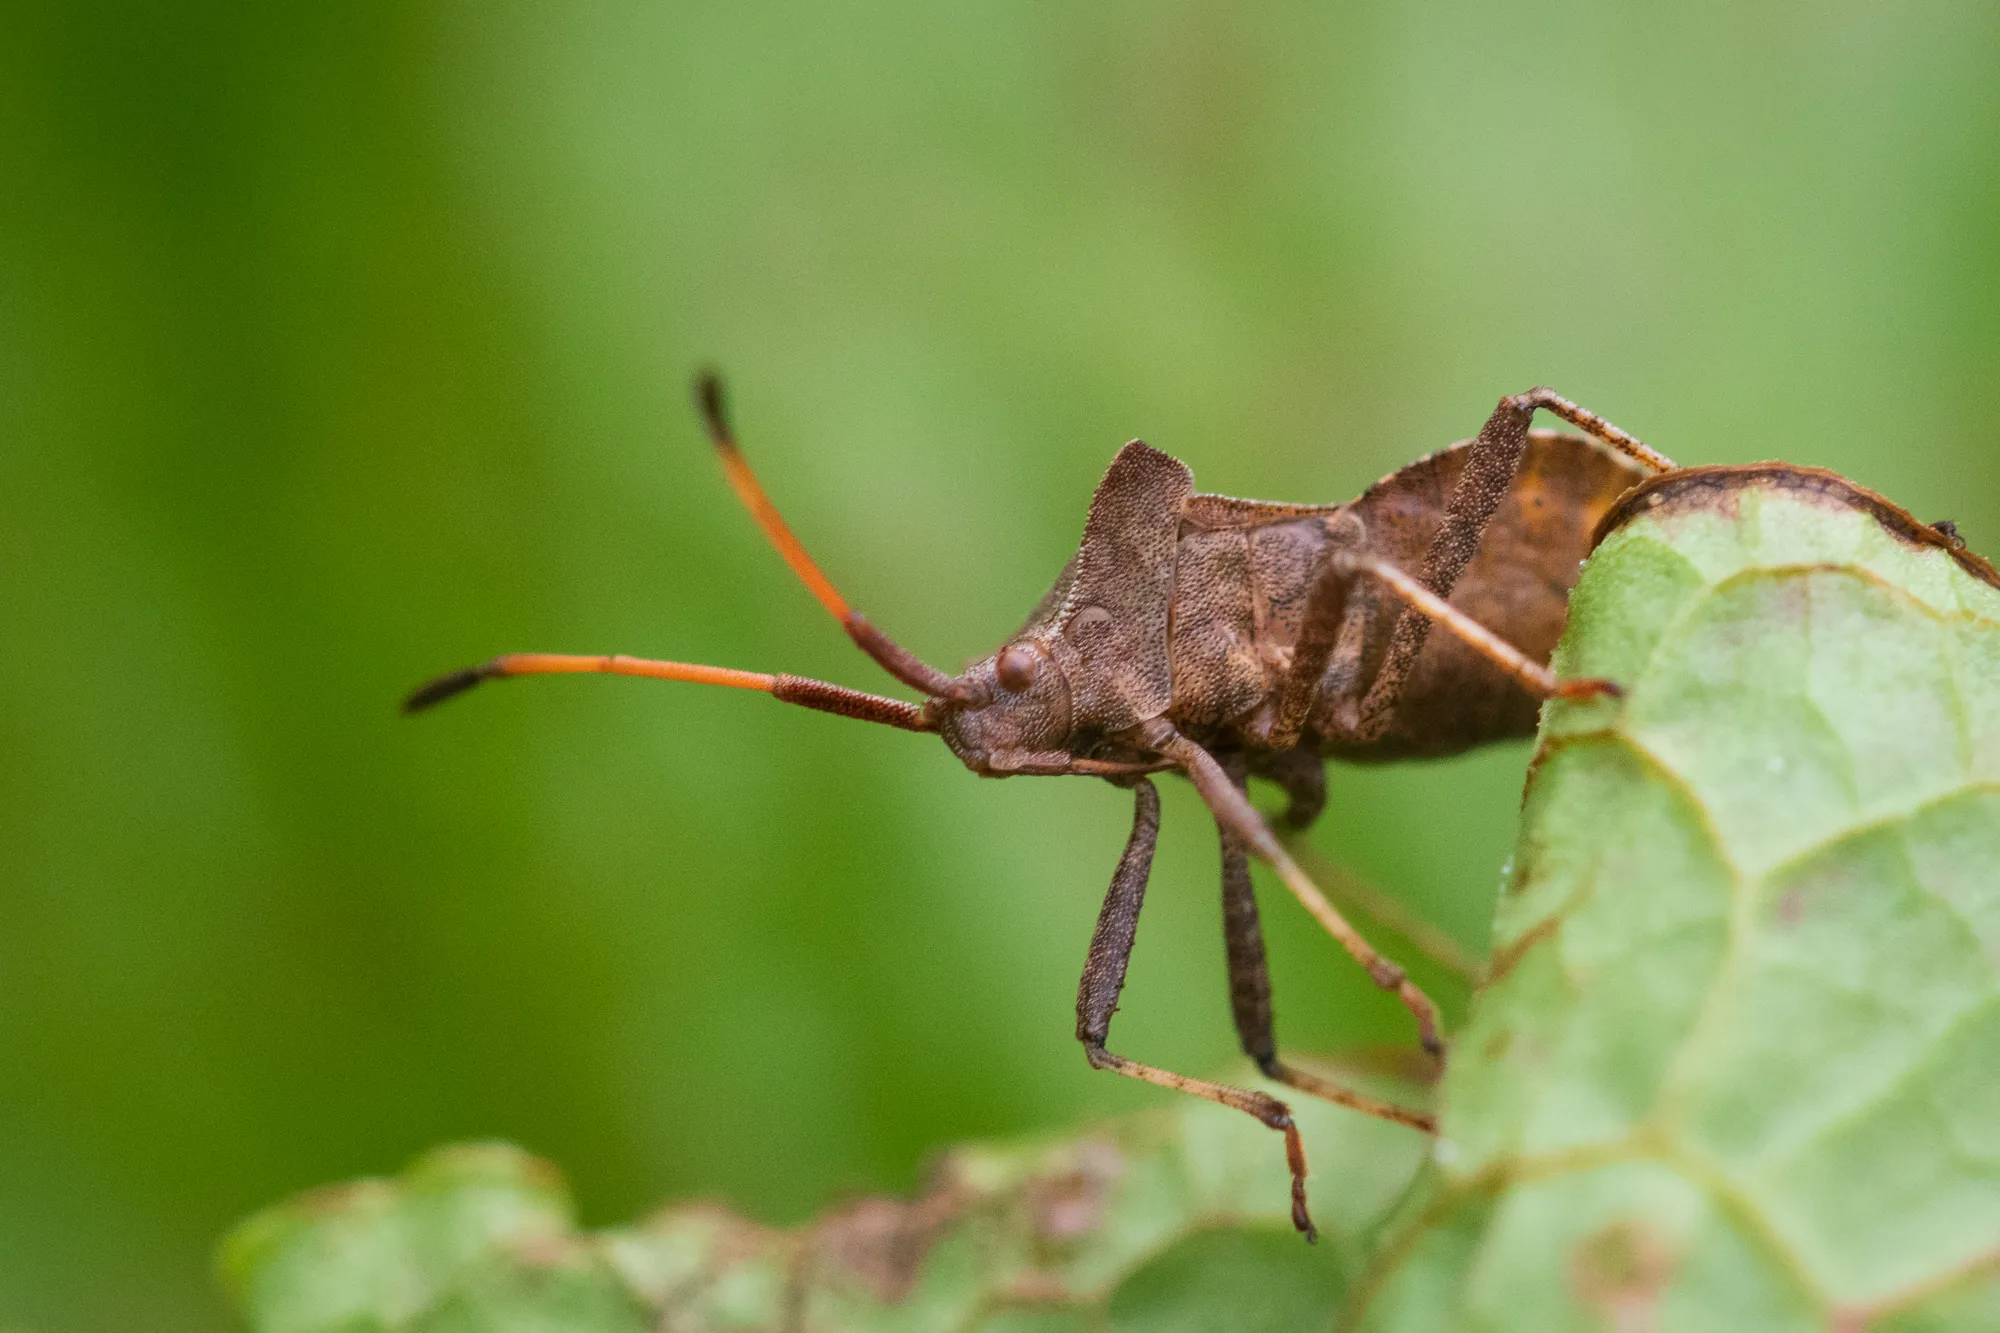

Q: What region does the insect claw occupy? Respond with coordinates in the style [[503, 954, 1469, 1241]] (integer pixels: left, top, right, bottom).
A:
[[1294, 1196, 1318, 1243], [1554, 676, 1624, 700]]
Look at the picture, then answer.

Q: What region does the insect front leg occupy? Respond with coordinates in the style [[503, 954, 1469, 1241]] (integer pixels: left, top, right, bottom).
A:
[[1075, 777, 1319, 1241], [1353, 389, 1671, 738], [1216, 757, 1435, 1133]]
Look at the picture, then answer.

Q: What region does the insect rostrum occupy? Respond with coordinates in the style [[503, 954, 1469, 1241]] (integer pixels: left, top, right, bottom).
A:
[[406, 377, 1672, 1239]]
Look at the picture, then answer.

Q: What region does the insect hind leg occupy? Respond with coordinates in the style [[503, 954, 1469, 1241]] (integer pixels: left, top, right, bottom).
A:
[[1353, 389, 1662, 740], [1511, 387, 1674, 475]]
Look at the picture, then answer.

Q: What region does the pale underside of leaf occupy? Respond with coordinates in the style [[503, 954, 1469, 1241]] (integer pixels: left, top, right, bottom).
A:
[[1351, 480, 2000, 1332]]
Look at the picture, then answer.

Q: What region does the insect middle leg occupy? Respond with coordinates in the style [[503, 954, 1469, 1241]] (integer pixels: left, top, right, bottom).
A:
[[1075, 777, 1319, 1240], [1252, 747, 1326, 831], [1216, 758, 1436, 1134]]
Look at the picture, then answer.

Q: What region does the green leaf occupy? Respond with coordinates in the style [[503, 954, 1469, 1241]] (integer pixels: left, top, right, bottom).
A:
[[1349, 471, 2000, 1330], [219, 1058, 1432, 1333]]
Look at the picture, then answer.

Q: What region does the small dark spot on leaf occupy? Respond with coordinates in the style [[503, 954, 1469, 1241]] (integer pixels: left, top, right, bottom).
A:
[[812, 1176, 968, 1303], [1033, 1139, 1124, 1240], [1570, 1218, 1675, 1319], [508, 1231, 584, 1269]]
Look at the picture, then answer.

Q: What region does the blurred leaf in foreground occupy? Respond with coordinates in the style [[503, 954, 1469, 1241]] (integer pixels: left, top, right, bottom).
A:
[[1351, 466, 2000, 1330], [219, 1055, 1432, 1333]]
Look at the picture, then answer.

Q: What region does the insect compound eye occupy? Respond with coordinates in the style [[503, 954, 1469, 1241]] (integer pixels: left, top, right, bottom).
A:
[[995, 643, 1041, 693]]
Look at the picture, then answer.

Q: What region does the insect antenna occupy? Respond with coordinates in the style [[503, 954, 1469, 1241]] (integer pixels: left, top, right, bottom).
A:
[[402, 652, 935, 732], [403, 373, 972, 731], [695, 372, 978, 704]]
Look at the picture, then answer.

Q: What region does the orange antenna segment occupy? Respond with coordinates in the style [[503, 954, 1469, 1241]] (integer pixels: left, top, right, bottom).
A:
[[402, 652, 934, 732], [693, 374, 973, 703], [696, 376, 854, 624], [506, 653, 772, 690], [403, 653, 771, 713]]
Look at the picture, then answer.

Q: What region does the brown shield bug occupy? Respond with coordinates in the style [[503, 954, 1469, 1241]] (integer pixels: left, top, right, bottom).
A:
[[406, 378, 1673, 1239]]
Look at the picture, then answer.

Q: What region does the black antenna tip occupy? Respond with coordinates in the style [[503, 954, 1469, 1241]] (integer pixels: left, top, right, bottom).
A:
[[402, 663, 500, 715], [693, 370, 732, 446]]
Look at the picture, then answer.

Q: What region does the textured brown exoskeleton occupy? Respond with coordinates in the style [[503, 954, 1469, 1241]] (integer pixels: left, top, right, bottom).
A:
[[405, 378, 1675, 1240]]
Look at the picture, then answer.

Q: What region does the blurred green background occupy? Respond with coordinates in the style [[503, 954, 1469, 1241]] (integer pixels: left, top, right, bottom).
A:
[[5, 2, 2000, 1328]]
